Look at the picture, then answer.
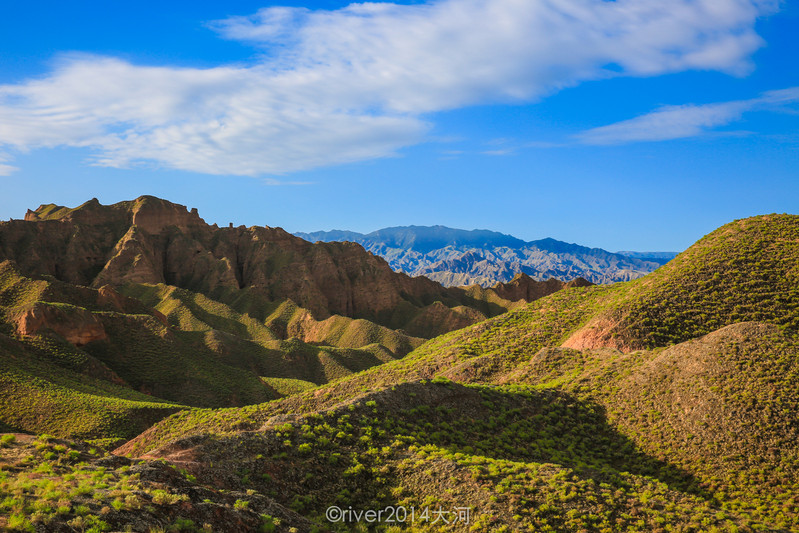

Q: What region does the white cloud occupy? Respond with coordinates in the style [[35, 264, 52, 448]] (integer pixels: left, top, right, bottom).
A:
[[0, 0, 779, 175], [0, 152, 19, 176], [0, 56, 427, 175], [0, 163, 18, 176], [577, 86, 799, 144]]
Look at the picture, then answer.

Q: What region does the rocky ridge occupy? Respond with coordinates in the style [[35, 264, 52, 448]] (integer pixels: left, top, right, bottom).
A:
[[296, 225, 676, 287], [1, 197, 591, 341]]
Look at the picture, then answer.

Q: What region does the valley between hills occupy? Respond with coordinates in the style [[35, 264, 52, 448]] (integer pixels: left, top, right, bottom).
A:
[[1, 197, 798, 532]]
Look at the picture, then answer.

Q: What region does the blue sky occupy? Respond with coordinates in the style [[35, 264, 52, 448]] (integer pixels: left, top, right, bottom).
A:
[[0, 0, 797, 251]]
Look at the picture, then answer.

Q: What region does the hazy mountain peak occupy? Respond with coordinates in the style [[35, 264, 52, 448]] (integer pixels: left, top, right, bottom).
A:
[[296, 224, 678, 286]]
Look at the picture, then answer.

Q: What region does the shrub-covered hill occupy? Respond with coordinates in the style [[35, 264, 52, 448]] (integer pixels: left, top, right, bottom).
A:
[[119, 349, 796, 532], [117, 321, 799, 531], [0, 331, 181, 445], [560, 213, 799, 351], [116, 214, 799, 530], [0, 260, 424, 441], [0, 434, 313, 532]]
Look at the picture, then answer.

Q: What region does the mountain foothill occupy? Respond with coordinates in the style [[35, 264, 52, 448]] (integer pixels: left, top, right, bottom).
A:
[[0, 197, 797, 532]]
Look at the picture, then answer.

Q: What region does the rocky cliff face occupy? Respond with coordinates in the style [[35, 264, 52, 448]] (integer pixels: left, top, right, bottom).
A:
[[4, 197, 551, 337], [2, 197, 599, 341]]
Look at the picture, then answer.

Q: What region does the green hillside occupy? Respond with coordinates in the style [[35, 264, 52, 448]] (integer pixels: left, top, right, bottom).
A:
[[3, 213, 799, 531], [116, 214, 799, 531], [0, 261, 421, 442], [0, 332, 181, 444], [137, 380, 774, 531], [580, 213, 799, 349], [0, 434, 312, 532], [116, 282, 416, 383], [120, 283, 423, 356]]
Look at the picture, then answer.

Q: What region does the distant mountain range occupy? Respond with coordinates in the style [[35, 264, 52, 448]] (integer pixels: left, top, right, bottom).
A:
[[295, 225, 678, 286]]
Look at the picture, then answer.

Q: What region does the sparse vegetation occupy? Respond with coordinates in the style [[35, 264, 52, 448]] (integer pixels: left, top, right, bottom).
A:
[[2, 208, 799, 531]]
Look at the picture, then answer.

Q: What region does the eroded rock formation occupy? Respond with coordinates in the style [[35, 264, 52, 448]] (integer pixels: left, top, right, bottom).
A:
[[1, 196, 585, 338]]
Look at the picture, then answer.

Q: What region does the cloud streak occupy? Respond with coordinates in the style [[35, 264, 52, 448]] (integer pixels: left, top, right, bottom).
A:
[[577, 86, 799, 144], [0, 152, 18, 176], [0, 0, 778, 175]]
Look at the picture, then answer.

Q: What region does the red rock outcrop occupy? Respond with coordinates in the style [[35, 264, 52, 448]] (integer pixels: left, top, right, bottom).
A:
[[560, 317, 637, 353], [3, 197, 447, 326], [0, 197, 582, 338], [130, 197, 206, 234], [15, 302, 107, 346]]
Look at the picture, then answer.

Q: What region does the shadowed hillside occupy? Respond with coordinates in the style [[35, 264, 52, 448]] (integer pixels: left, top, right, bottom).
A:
[[0, 259, 425, 441], [119, 214, 799, 531]]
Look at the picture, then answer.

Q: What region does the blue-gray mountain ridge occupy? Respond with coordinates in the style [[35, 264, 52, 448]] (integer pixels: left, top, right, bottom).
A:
[[295, 225, 678, 287]]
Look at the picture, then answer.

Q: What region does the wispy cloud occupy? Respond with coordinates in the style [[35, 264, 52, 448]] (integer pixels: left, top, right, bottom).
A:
[[578, 86, 799, 144], [481, 137, 517, 155], [525, 140, 567, 149], [0, 152, 19, 176], [0, 0, 778, 175], [481, 149, 516, 156], [0, 165, 16, 176]]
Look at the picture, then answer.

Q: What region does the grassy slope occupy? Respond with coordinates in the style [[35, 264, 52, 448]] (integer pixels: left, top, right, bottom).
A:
[[81, 312, 276, 408], [120, 215, 799, 530], [0, 332, 181, 443], [583, 213, 799, 348], [119, 282, 415, 383], [1, 261, 277, 406], [0, 262, 183, 441], [125, 281, 613, 446], [506, 322, 799, 529], [0, 261, 424, 440], [0, 434, 312, 532], [126, 380, 776, 532], [117, 322, 799, 531]]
